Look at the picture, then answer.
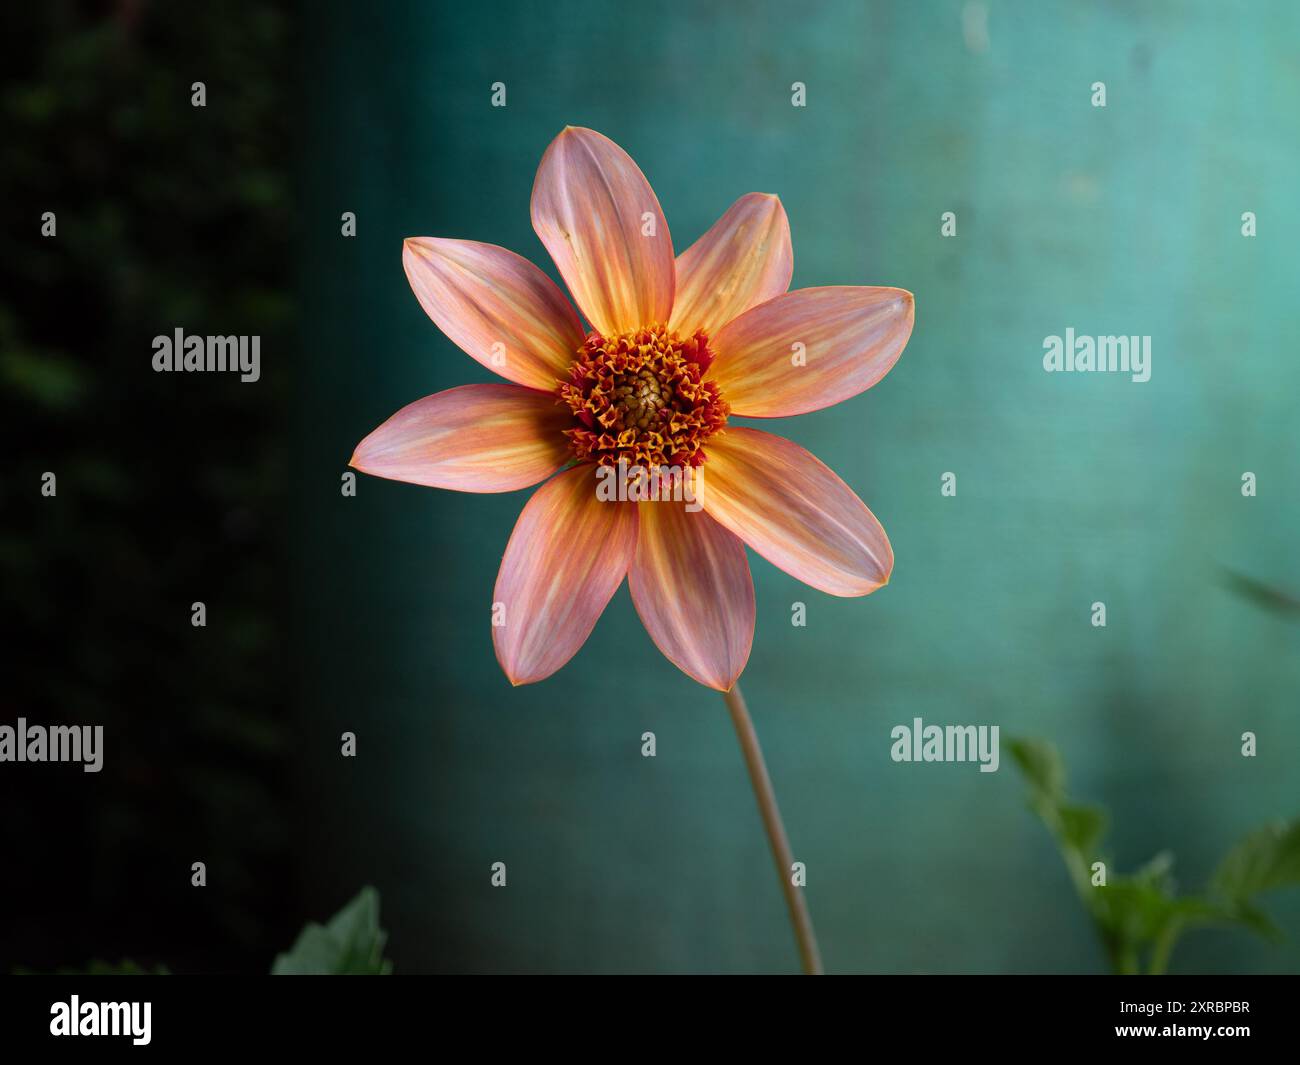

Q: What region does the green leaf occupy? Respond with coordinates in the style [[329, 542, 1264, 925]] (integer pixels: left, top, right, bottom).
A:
[[1211, 818, 1300, 902], [1166, 895, 1236, 925], [1223, 901, 1284, 942], [1092, 877, 1179, 944], [1058, 802, 1108, 856], [1008, 738, 1065, 801], [271, 886, 392, 975]]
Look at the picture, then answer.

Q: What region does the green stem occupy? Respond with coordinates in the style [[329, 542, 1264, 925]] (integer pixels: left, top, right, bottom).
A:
[[723, 682, 824, 975], [1148, 920, 1183, 975]]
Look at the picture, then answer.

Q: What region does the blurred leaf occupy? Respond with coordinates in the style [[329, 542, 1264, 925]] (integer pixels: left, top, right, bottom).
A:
[[1058, 802, 1108, 856], [1009, 739, 1104, 857], [1212, 818, 1300, 903], [1222, 901, 1284, 943], [1167, 895, 1239, 926], [0, 347, 89, 409], [1008, 737, 1065, 801], [271, 887, 391, 975], [8, 84, 57, 121], [1009, 738, 1100, 901], [1093, 878, 1179, 944]]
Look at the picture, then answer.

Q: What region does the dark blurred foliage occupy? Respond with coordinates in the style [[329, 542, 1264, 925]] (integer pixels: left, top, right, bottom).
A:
[[0, 0, 296, 971]]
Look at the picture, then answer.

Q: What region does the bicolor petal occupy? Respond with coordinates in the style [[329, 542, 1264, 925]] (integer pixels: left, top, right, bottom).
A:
[[629, 501, 754, 691], [701, 427, 892, 597], [531, 126, 674, 338], [669, 193, 793, 338], [493, 465, 638, 685], [350, 383, 571, 493], [402, 237, 584, 390], [709, 286, 914, 417]]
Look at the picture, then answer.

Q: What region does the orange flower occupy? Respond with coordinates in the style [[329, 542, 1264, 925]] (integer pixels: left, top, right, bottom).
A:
[[352, 127, 914, 691]]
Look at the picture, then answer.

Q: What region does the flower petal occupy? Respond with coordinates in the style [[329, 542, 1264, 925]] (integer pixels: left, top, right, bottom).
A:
[[530, 126, 674, 338], [669, 193, 793, 338], [402, 237, 584, 390], [701, 428, 892, 597], [350, 383, 571, 493], [493, 465, 638, 685], [628, 502, 754, 691], [709, 286, 914, 417]]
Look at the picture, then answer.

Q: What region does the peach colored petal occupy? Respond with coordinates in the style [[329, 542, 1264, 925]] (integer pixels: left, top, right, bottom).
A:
[[669, 193, 793, 338], [628, 502, 754, 691], [709, 286, 914, 417], [530, 126, 674, 338], [402, 237, 584, 390], [350, 383, 571, 493], [701, 428, 892, 597], [493, 465, 638, 685]]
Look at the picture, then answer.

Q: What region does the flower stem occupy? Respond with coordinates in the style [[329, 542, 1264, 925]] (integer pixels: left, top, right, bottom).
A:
[[1148, 919, 1184, 976], [722, 682, 824, 975]]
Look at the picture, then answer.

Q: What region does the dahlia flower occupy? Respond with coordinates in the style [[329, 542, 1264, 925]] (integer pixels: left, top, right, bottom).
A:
[[352, 126, 914, 693]]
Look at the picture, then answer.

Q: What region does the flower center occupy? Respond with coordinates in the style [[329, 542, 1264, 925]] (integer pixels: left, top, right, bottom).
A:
[[559, 325, 729, 468]]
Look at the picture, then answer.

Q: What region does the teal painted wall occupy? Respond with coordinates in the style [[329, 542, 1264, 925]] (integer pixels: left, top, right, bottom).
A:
[[298, 0, 1300, 972]]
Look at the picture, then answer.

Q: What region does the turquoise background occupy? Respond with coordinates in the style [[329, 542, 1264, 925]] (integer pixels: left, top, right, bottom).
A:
[[298, 0, 1299, 972]]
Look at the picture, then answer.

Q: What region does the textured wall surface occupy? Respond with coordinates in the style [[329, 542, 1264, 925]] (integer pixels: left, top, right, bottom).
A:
[[298, 0, 1300, 972]]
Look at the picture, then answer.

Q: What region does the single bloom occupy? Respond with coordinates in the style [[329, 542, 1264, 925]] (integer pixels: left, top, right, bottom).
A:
[[352, 126, 914, 691]]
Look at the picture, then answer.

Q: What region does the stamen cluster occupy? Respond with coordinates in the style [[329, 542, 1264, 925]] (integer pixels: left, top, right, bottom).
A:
[[560, 325, 729, 468]]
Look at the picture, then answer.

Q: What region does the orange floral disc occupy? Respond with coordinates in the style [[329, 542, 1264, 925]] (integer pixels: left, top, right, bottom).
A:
[[559, 325, 730, 469]]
